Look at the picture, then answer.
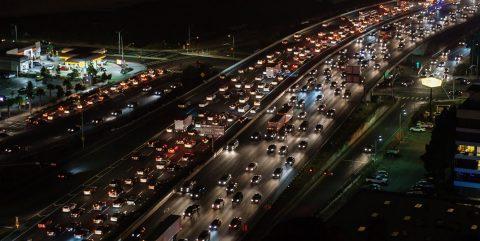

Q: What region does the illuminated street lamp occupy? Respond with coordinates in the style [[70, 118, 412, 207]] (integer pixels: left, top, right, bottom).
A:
[[399, 109, 407, 139], [374, 135, 383, 163], [420, 77, 442, 121]]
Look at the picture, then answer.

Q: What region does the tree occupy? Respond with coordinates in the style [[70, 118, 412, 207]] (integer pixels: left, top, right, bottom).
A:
[[99, 71, 112, 83], [25, 81, 34, 113], [56, 85, 65, 99], [87, 63, 98, 77], [15, 96, 24, 110], [74, 83, 86, 92], [40, 66, 50, 78], [421, 106, 457, 184], [5, 98, 15, 116], [63, 79, 73, 91], [67, 69, 80, 80], [35, 88, 46, 105], [46, 83, 55, 98], [55, 65, 61, 76]]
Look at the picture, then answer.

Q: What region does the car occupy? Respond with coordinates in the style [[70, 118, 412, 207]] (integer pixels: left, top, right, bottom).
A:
[[317, 104, 326, 112], [299, 121, 308, 132], [448, 90, 463, 97], [267, 144, 276, 154], [153, 90, 163, 96], [126, 102, 138, 108], [409, 126, 426, 132], [285, 124, 294, 133], [190, 186, 207, 200], [251, 193, 262, 204], [365, 175, 388, 185], [211, 198, 225, 210], [343, 90, 351, 99], [66, 126, 80, 133], [315, 123, 324, 132], [296, 99, 305, 108], [92, 201, 107, 211], [315, 94, 324, 102], [272, 167, 283, 179], [70, 208, 84, 218], [57, 170, 72, 180], [246, 173, 262, 187], [330, 81, 337, 89], [209, 218, 222, 231], [297, 111, 307, 119], [226, 139, 239, 151], [179, 180, 197, 194], [279, 145, 288, 155], [226, 182, 238, 195], [373, 63, 381, 70], [245, 162, 257, 172], [267, 106, 277, 113], [386, 148, 400, 156], [83, 187, 96, 196], [326, 108, 335, 118], [264, 130, 277, 141], [298, 140, 308, 149], [363, 145, 374, 154], [62, 203, 77, 213], [232, 192, 243, 205], [286, 156, 295, 167], [183, 204, 200, 218], [315, 84, 322, 91], [250, 132, 262, 142], [111, 109, 122, 116], [229, 217, 242, 230], [218, 174, 232, 186], [334, 88, 342, 96], [142, 86, 152, 92], [277, 131, 287, 141], [367, 183, 383, 191], [90, 118, 103, 124]]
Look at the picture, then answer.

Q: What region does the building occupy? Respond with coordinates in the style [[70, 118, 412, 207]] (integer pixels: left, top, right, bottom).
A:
[[58, 47, 106, 69], [0, 41, 41, 73], [453, 83, 480, 189]]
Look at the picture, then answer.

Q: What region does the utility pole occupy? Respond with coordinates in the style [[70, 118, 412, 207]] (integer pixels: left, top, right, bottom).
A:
[[187, 25, 191, 53], [15, 216, 19, 229], [14, 24, 18, 42], [117, 31, 125, 67]]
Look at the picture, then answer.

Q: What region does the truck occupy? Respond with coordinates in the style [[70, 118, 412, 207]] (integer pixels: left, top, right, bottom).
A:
[[267, 114, 288, 131], [267, 105, 293, 131], [174, 114, 193, 132], [344, 65, 363, 84], [150, 215, 182, 241]]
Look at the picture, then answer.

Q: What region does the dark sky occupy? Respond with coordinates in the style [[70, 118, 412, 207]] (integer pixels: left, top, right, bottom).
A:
[[0, 0, 151, 17]]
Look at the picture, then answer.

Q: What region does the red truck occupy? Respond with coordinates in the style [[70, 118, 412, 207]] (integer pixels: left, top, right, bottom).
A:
[[267, 105, 293, 131]]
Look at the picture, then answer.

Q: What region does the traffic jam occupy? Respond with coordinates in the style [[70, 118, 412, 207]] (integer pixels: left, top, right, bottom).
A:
[[25, 0, 480, 240]]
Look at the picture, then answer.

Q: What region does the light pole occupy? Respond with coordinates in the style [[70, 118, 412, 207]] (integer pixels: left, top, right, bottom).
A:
[[374, 135, 383, 163], [228, 34, 235, 59], [399, 109, 407, 139], [420, 77, 442, 121]]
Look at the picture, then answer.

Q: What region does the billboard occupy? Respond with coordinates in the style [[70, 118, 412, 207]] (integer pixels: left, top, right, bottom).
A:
[[197, 124, 225, 137]]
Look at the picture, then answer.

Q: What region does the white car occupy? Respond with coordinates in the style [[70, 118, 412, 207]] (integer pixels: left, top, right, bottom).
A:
[[62, 203, 77, 213], [365, 175, 388, 185], [409, 126, 426, 132], [267, 106, 276, 113]]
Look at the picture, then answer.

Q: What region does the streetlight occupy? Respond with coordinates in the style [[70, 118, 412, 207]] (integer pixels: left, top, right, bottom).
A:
[[399, 109, 407, 139], [228, 34, 235, 59], [374, 135, 383, 163], [420, 77, 442, 121]]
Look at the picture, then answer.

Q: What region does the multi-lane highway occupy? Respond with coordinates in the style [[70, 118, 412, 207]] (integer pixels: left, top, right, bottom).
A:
[[5, 0, 480, 241]]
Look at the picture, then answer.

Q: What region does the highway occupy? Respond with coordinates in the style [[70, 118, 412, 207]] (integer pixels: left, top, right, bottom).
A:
[[122, 2, 478, 241], [5, 0, 478, 240]]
